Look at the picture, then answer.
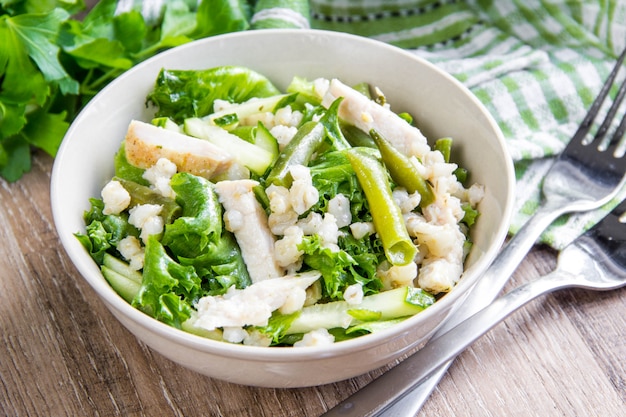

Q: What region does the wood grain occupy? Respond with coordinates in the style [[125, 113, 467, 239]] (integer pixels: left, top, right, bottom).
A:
[[1, 152, 624, 417]]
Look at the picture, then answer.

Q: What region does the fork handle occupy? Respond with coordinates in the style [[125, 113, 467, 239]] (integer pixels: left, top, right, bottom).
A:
[[325, 201, 573, 417], [377, 201, 573, 416], [325, 269, 575, 417], [395, 197, 595, 416]]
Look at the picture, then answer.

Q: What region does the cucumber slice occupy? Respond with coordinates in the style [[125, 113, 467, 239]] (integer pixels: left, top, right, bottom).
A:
[[253, 122, 279, 156], [102, 253, 142, 284], [286, 287, 433, 335], [102, 266, 141, 303], [151, 117, 182, 133], [181, 317, 224, 341], [286, 300, 352, 335], [359, 287, 433, 318], [184, 118, 276, 176]]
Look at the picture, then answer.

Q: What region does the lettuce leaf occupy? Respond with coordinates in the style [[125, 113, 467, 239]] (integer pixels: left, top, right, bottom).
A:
[[299, 234, 383, 300], [162, 172, 251, 295], [133, 236, 201, 328], [308, 150, 372, 221], [1, 0, 262, 182], [178, 231, 251, 295], [161, 172, 223, 258], [298, 150, 385, 300], [147, 66, 282, 123], [76, 198, 140, 264]]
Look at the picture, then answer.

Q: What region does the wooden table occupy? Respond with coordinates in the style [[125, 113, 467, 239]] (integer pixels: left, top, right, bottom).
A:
[[1, 151, 624, 416]]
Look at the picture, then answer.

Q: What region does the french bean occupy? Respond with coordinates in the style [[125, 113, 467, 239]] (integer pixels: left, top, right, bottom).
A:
[[265, 121, 326, 187], [115, 177, 181, 224], [434, 137, 453, 163], [340, 122, 376, 148], [319, 97, 351, 150], [369, 129, 435, 207], [346, 148, 417, 266]]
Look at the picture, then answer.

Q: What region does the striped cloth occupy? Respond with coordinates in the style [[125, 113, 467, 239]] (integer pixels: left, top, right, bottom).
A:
[[250, 0, 626, 249]]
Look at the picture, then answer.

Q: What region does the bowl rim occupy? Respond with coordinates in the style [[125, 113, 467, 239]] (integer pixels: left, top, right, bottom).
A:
[[51, 28, 516, 361]]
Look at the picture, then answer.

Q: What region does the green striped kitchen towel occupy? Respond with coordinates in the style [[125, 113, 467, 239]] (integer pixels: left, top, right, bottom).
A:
[[253, 0, 626, 250]]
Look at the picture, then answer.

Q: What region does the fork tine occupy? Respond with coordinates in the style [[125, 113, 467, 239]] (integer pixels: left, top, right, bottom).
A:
[[571, 46, 626, 145], [605, 110, 626, 156], [591, 75, 626, 148]]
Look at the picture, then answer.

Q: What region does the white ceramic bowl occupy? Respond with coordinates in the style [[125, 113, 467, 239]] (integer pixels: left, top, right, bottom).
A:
[[51, 29, 515, 388]]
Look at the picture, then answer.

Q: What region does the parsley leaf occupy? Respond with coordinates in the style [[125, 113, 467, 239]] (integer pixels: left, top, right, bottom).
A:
[[0, 0, 260, 182]]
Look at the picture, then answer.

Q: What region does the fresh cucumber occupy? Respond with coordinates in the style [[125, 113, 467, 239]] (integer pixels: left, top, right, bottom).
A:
[[151, 117, 182, 133], [184, 117, 276, 176], [102, 266, 141, 303], [181, 317, 224, 341], [253, 122, 279, 156], [359, 286, 433, 318], [102, 253, 142, 283], [286, 300, 352, 335], [286, 286, 434, 335]]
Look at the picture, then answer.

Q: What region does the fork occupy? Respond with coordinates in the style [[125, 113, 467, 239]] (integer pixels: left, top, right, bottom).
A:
[[324, 47, 626, 417], [326, 194, 626, 417]]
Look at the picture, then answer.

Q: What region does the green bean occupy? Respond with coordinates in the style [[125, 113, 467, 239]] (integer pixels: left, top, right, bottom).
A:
[[351, 82, 372, 99], [265, 120, 326, 187], [340, 122, 377, 148], [346, 148, 417, 266], [434, 137, 470, 184], [319, 97, 351, 150], [434, 137, 453, 163], [369, 129, 435, 207], [114, 177, 181, 224]]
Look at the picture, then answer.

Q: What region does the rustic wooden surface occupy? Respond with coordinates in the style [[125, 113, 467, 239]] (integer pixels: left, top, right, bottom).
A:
[[1, 151, 625, 416]]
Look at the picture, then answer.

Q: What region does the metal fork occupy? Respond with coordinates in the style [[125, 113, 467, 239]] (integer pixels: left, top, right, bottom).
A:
[[324, 47, 626, 417], [329, 194, 626, 417]]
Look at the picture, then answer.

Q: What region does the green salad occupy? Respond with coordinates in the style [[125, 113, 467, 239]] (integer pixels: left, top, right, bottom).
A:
[[76, 66, 484, 347]]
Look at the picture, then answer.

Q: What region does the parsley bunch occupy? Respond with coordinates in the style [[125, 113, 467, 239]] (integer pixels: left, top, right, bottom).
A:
[[0, 0, 254, 182]]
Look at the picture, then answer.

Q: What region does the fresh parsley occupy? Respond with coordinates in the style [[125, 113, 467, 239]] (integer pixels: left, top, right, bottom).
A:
[[0, 0, 254, 181]]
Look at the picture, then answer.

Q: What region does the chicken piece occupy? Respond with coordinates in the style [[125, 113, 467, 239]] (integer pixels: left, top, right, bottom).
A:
[[214, 179, 285, 283], [417, 256, 463, 294], [321, 79, 430, 158], [193, 271, 322, 330], [124, 120, 234, 179]]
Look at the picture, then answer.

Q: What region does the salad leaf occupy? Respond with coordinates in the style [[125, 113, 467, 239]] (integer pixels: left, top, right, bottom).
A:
[[259, 310, 300, 345], [308, 150, 372, 222], [300, 234, 354, 299], [338, 233, 384, 293], [133, 235, 201, 328], [193, 0, 251, 38], [0, 0, 268, 182], [318, 97, 351, 150], [178, 231, 251, 295], [162, 172, 223, 258], [113, 142, 149, 186], [299, 234, 382, 300], [76, 197, 139, 264], [161, 172, 251, 295], [286, 76, 323, 106], [147, 66, 282, 123]]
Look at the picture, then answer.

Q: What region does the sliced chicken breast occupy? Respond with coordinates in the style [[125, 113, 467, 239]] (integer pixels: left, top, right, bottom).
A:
[[214, 179, 285, 283], [322, 79, 430, 158], [124, 120, 234, 179]]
